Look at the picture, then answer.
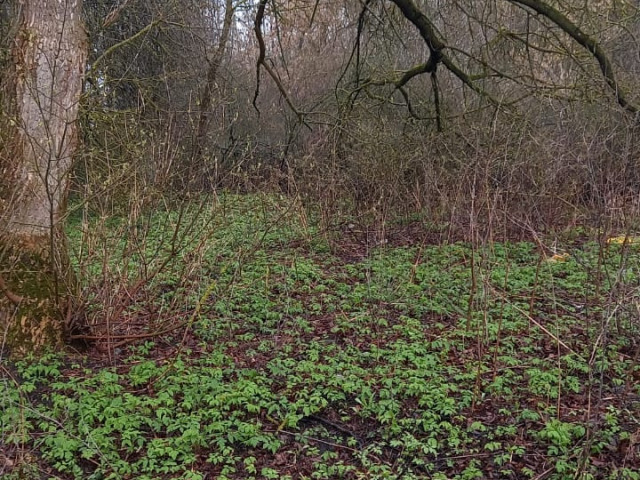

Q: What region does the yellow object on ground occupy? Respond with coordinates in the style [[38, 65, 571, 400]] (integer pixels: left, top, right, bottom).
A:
[[607, 235, 640, 245], [546, 252, 570, 262]]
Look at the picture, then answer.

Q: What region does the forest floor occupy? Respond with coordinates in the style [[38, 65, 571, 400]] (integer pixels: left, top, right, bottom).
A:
[[2, 194, 640, 480]]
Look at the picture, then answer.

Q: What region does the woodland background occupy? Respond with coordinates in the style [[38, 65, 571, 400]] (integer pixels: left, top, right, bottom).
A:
[[2, 1, 640, 479]]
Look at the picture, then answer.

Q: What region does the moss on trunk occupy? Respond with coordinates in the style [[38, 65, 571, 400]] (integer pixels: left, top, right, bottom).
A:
[[0, 234, 68, 357]]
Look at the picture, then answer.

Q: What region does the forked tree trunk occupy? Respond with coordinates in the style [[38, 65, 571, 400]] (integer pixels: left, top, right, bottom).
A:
[[0, 0, 86, 356]]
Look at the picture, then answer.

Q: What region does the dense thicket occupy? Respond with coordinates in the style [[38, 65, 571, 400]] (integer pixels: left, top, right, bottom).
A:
[[65, 0, 640, 234]]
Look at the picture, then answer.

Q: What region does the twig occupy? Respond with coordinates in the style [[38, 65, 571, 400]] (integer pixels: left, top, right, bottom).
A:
[[102, 0, 133, 29], [490, 285, 581, 358], [270, 428, 359, 453], [88, 19, 162, 77]]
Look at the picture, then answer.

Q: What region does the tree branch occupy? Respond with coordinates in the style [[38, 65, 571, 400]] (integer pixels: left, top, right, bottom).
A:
[[88, 19, 162, 77], [193, 0, 235, 159], [508, 0, 639, 116], [388, 0, 444, 71], [252, 0, 309, 127], [388, 0, 503, 108], [102, 0, 134, 30], [252, 0, 268, 112]]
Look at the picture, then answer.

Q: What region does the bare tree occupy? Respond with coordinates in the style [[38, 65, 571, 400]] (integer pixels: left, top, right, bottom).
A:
[[192, 0, 236, 163], [0, 0, 87, 355], [349, 0, 639, 123]]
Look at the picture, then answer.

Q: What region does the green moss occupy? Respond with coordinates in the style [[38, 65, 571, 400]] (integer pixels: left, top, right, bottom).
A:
[[0, 233, 67, 357]]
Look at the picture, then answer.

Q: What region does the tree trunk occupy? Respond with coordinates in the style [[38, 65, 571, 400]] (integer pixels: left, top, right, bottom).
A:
[[190, 0, 234, 189], [0, 0, 86, 357]]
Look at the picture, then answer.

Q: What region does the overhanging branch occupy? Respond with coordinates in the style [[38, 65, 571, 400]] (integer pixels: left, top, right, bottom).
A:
[[508, 0, 639, 116], [388, 0, 502, 108]]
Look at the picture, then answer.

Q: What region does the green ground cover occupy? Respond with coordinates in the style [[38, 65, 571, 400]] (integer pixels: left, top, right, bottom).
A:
[[2, 195, 640, 479]]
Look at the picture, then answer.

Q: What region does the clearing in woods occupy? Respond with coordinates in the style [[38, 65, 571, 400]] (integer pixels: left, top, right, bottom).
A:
[[2, 195, 640, 479]]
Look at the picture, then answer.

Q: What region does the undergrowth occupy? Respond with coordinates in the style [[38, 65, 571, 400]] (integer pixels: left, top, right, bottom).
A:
[[2, 195, 640, 479]]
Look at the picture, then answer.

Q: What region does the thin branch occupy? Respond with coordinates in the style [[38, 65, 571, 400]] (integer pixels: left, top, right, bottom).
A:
[[252, 0, 309, 128], [88, 19, 162, 77], [309, 0, 321, 28], [431, 70, 442, 132], [262, 61, 309, 128], [102, 0, 134, 30], [194, 0, 235, 159], [508, 0, 639, 116]]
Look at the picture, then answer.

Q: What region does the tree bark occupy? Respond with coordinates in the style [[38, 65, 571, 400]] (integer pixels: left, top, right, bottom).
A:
[[0, 0, 86, 357], [189, 0, 234, 189], [193, 0, 234, 159]]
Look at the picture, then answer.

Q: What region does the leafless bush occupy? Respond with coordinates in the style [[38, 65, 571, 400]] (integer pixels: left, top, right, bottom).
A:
[[281, 94, 640, 242]]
